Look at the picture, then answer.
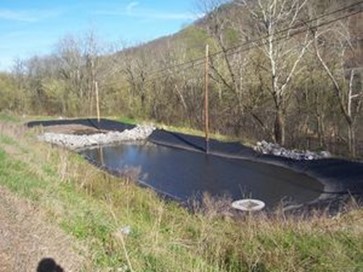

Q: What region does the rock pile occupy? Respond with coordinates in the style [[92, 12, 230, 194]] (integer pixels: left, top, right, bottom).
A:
[[38, 124, 155, 150], [254, 140, 331, 160]]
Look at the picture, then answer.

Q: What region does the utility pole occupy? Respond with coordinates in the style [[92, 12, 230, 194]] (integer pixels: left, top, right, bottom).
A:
[[204, 44, 210, 154], [95, 81, 101, 123]]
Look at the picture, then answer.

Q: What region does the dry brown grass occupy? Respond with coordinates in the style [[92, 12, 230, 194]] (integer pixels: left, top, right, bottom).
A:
[[0, 118, 362, 271], [0, 186, 86, 271]]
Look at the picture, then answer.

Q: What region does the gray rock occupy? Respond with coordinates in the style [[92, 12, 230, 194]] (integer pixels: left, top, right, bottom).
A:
[[253, 140, 332, 160], [38, 124, 155, 150]]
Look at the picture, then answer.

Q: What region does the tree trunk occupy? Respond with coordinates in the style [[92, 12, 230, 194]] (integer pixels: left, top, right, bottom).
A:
[[274, 108, 285, 145], [348, 121, 356, 157], [317, 113, 326, 148]]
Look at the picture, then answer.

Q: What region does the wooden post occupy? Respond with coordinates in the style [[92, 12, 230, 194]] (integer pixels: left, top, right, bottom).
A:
[[95, 81, 101, 123], [99, 145, 104, 166], [204, 44, 210, 154]]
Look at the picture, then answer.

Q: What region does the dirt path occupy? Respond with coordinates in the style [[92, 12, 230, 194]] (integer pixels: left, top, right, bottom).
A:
[[0, 186, 86, 272]]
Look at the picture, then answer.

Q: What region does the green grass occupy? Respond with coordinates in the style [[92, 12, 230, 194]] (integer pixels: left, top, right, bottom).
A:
[[0, 120, 362, 271], [0, 134, 18, 145], [116, 116, 139, 125], [0, 111, 20, 122]]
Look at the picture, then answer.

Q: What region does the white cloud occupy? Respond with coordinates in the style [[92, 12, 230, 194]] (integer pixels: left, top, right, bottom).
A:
[[0, 8, 61, 22], [98, 9, 199, 21], [95, 1, 201, 22], [126, 1, 140, 14]]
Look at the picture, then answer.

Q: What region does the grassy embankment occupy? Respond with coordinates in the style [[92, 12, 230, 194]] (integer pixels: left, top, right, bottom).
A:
[[0, 113, 362, 271]]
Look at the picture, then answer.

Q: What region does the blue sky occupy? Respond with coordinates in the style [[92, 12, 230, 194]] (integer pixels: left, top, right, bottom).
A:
[[0, 0, 202, 71]]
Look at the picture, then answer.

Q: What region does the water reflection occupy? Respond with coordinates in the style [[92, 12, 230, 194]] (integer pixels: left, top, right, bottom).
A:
[[81, 143, 323, 208]]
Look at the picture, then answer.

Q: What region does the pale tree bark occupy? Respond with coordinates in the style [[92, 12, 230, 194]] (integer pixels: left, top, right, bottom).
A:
[[240, 0, 313, 145], [313, 22, 363, 157]]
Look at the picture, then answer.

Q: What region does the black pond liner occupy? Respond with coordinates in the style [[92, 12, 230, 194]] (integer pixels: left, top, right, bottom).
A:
[[148, 129, 363, 214], [148, 129, 363, 194], [81, 142, 325, 209], [28, 119, 363, 214], [26, 118, 135, 132]]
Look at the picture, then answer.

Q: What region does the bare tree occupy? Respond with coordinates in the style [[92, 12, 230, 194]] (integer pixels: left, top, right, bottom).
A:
[[197, 0, 272, 138], [239, 0, 313, 145], [11, 58, 28, 111], [55, 30, 120, 116], [55, 34, 85, 114], [158, 42, 205, 126], [122, 48, 150, 112], [313, 18, 363, 156]]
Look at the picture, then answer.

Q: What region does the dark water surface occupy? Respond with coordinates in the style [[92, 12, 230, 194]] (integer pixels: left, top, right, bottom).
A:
[[81, 143, 323, 208]]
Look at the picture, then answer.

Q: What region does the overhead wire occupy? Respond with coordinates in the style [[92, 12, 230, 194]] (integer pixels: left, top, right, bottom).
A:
[[221, 8, 363, 59], [211, 0, 363, 56], [104, 1, 363, 88], [142, 5, 363, 85], [143, 0, 363, 79]]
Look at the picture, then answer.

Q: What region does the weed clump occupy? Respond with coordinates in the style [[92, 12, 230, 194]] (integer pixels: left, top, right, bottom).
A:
[[0, 120, 362, 271]]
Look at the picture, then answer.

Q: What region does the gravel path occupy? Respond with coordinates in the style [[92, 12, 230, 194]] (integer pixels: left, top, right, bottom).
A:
[[0, 186, 86, 272]]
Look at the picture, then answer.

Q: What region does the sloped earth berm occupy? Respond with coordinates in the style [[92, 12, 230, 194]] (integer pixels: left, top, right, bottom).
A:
[[27, 118, 363, 215], [0, 186, 85, 271]]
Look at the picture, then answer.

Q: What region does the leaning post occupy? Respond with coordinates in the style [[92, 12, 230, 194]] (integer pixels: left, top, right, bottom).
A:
[[95, 81, 101, 123], [204, 44, 210, 154]]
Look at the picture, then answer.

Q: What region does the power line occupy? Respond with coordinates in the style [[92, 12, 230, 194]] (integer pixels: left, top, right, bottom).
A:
[[221, 8, 363, 59], [144, 1, 363, 78], [105, 1, 362, 88], [142, 7, 363, 84], [143, 65, 204, 86], [214, 0, 363, 56]]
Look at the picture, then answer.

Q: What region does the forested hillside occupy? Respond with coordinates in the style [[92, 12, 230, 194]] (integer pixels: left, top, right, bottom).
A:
[[1, 0, 362, 157]]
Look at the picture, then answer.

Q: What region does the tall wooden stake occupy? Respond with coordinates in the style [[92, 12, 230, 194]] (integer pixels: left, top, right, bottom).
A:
[[95, 81, 101, 123], [204, 44, 210, 154]]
